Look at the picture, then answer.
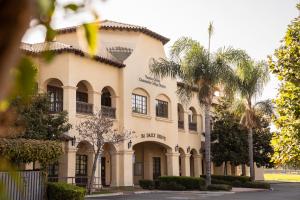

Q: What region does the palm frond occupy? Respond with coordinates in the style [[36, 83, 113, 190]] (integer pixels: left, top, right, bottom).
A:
[[254, 99, 274, 117], [149, 58, 182, 79], [170, 37, 199, 62]]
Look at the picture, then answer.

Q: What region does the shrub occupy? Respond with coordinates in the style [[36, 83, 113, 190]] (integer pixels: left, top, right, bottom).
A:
[[139, 180, 155, 190], [207, 184, 232, 191], [201, 175, 250, 183], [159, 176, 205, 190], [159, 181, 186, 191], [47, 182, 86, 200], [240, 181, 271, 189]]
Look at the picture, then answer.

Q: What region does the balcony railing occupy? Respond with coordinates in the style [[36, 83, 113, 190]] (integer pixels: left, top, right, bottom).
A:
[[101, 106, 116, 119], [178, 120, 184, 129], [49, 101, 63, 113], [76, 101, 93, 114], [189, 122, 197, 131]]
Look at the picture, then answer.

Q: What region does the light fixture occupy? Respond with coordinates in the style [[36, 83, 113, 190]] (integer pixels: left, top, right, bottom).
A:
[[175, 144, 179, 152], [187, 146, 191, 153], [71, 136, 76, 146], [128, 140, 132, 149]]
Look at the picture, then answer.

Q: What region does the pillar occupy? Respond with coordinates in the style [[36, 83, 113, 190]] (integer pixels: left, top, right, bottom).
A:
[[184, 111, 189, 133], [180, 154, 190, 176], [91, 91, 101, 113], [61, 142, 76, 184], [119, 150, 134, 186], [110, 152, 120, 186], [166, 152, 180, 176], [62, 86, 77, 122], [193, 155, 202, 177]]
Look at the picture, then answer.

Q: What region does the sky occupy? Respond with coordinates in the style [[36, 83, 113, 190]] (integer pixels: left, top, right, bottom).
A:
[[23, 0, 299, 101]]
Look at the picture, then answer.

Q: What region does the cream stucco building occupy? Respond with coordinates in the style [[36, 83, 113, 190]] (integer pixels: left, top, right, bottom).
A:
[[21, 20, 263, 188]]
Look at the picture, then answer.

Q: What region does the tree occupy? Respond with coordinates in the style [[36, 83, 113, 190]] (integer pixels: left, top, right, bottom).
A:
[[10, 94, 71, 140], [76, 110, 133, 194], [230, 58, 271, 180], [149, 28, 248, 185], [269, 5, 300, 167], [211, 97, 248, 175], [211, 98, 274, 175]]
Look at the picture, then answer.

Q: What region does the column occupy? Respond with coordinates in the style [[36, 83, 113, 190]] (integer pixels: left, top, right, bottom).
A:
[[181, 154, 191, 176], [91, 91, 101, 113], [119, 150, 134, 186], [193, 155, 202, 177], [184, 111, 189, 133], [110, 152, 120, 186], [165, 152, 179, 176], [61, 142, 76, 184], [197, 114, 203, 134], [62, 86, 77, 121]]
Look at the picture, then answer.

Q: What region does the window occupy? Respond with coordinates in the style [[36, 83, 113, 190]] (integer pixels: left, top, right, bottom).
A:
[[76, 155, 88, 176], [156, 99, 168, 118], [101, 89, 112, 107], [132, 94, 147, 114], [47, 86, 63, 112], [48, 162, 59, 177], [76, 92, 88, 103]]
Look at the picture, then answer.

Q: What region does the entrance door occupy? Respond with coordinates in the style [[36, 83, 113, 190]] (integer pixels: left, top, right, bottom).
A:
[[101, 157, 106, 186], [153, 157, 161, 180]]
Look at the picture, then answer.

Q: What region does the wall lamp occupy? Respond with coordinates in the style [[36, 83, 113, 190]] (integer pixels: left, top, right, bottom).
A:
[[187, 146, 191, 153], [128, 140, 132, 149], [175, 144, 179, 152], [71, 136, 76, 146]]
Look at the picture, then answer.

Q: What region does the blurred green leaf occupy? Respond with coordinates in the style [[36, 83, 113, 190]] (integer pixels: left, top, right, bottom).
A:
[[83, 23, 98, 56], [42, 51, 55, 63], [64, 3, 83, 12], [13, 57, 37, 99], [45, 25, 56, 41], [0, 100, 9, 112]]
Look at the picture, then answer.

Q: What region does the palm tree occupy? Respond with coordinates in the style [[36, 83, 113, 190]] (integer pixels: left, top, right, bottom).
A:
[[149, 24, 248, 186], [231, 59, 271, 181]]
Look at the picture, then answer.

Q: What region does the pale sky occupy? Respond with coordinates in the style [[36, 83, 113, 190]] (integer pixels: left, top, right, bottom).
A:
[[23, 0, 299, 101]]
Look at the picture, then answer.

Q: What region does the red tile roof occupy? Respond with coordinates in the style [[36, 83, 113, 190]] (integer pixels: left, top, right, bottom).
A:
[[56, 20, 170, 45]]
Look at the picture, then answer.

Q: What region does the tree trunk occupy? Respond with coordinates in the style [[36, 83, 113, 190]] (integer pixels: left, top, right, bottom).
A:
[[248, 128, 255, 181], [204, 104, 211, 186], [224, 161, 227, 176], [88, 148, 101, 195], [241, 164, 246, 176]]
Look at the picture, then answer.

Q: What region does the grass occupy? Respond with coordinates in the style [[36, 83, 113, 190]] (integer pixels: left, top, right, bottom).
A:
[[264, 173, 300, 182]]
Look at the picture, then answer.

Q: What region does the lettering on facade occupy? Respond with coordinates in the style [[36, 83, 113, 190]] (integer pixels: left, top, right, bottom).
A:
[[141, 133, 166, 141], [138, 75, 166, 88]]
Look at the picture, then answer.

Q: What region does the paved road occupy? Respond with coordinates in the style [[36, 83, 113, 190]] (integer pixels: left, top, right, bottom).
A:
[[86, 183, 300, 200]]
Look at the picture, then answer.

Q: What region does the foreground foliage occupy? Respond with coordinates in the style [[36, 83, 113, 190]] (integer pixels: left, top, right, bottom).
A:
[[269, 5, 300, 167], [0, 138, 63, 169], [47, 182, 86, 200]]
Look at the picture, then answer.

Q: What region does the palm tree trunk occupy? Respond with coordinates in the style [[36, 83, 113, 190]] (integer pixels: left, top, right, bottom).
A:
[[88, 148, 101, 195], [248, 128, 255, 181], [204, 103, 211, 186]]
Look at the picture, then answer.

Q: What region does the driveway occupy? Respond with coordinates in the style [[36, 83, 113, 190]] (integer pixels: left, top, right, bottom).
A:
[[86, 183, 300, 200]]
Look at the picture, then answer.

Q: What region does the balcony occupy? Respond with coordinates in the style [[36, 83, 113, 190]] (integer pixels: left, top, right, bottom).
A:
[[49, 101, 63, 113], [189, 122, 197, 131], [178, 121, 184, 129], [101, 106, 116, 119], [76, 101, 93, 114]]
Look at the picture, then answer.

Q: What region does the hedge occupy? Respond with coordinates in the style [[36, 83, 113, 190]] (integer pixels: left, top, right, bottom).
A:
[[159, 181, 186, 190], [158, 176, 205, 190], [47, 182, 86, 200], [201, 175, 250, 183], [207, 184, 232, 191], [139, 180, 155, 190], [0, 138, 63, 168], [238, 181, 270, 189]]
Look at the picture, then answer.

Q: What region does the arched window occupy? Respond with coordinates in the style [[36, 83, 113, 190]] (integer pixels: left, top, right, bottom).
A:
[[178, 104, 184, 129], [46, 78, 63, 113], [132, 88, 149, 115], [188, 107, 197, 131], [101, 88, 112, 107], [76, 81, 93, 114], [101, 87, 116, 118]]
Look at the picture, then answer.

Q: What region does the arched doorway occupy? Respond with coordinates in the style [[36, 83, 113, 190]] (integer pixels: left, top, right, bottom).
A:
[[101, 143, 116, 186], [190, 149, 197, 177], [133, 142, 171, 185], [76, 140, 94, 187], [179, 148, 185, 176]]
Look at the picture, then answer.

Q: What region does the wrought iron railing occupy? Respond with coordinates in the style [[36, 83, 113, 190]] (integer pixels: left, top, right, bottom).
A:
[[189, 122, 197, 131], [49, 101, 63, 113], [178, 121, 184, 129], [76, 101, 93, 114], [101, 106, 116, 119]]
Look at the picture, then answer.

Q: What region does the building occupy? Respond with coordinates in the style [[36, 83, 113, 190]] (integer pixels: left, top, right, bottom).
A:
[[21, 20, 262, 187]]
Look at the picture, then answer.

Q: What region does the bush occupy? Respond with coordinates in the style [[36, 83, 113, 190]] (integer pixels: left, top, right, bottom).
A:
[[159, 181, 186, 191], [201, 175, 250, 183], [159, 176, 205, 190], [240, 181, 271, 189], [139, 180, 155, 190], [47, 182, 86, 200], [207, 184, 232, 191]]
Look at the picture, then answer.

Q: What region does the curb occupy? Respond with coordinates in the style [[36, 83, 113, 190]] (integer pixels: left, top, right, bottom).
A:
[[85, 192, 124, 198]]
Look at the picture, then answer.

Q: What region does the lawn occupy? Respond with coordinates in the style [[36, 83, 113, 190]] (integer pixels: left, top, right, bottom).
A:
[[264, 173, 300, 182]]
